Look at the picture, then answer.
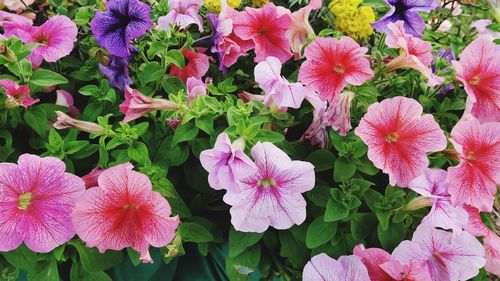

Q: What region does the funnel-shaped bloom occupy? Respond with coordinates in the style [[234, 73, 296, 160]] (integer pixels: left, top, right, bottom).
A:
[[0, 154, 84, 252], [119, 87, 179, 123], [353, 245, 393, 281], [53, 111, 106, 134], [228, 142, 315, 232], [72, 163, 180, 263], [99, 55, 132, 90], [169, 49, 210, 82], [298, 37, 373, 102], [355, 97, 447, 187], [452, 39, 500, 123], [55, 90, 79, 117], [157, 0, 204, 32], [0, 79, 38, 108], [446, 120, 500, 212], [302, 253, 370, 281], [287, 0, 322, 58], [186, 77, 207, 103]]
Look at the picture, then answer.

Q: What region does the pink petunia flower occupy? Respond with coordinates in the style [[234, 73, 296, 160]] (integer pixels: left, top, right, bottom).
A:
[[355, 97, 447, 187], [119, 87, 179, 123], [72, 163, 180, 263], [452, 39, 500, 123], [329, 91, 355, 136], [287, 0, 322, 59], [232, 3, 293, 63], [470, 19, 500, 42], [228, 142, 315, 232], [392, 225, 485, 281], [0, 79, 39, 108], [379, 260, 432, 281], [298, 37, 373, 102], [385, 21, 444, 87], [300, 91, 329, 148], [169, 48, 210, 82], [1, 0, 35, 11], [446, 119, 500, 212], [408, 168, 468, 231], [353, 244, 393, 281], [254, 56, 312, 108], [56, 90, 80, 117], [157, 0, 204, 32], [302, 253, 370, 281], [3, 15, 77, 68], [0, 10, 33, 26], [0, 154, 85, 252], [186, 77, 207, 103], [53, 111, 106, 134], [199, 133, 256, 194], [81, 167, 104, 189]]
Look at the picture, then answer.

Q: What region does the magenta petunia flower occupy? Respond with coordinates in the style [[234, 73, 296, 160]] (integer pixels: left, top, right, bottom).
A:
[[446, 119, 500, 212], [298, 37, 373, 103], [55, 90, 80, 117], [452, 39, 500, 123], [72, 163, 180, 263], [385, 21, 444, 87], [228, 142, 315, 232], [3, 15, 77, 68], [157, 0, 204, 32], [392, 225, 485, 281], [287, 0, 322, 59], [355, 97, 447, 187], [0, 154, 84, 252], [119, 87, 179, 123], [408, 168, 468, 231], [169, 49, 210, 83], [186, 77, 207, 103], [353, 244, 393, 281], [233, 3, 293, 63], [199, 133, 256, 195], [2, 0, 34, 11], [254, 56, 312, 109], [0, 79, 39, 108], [302, 253, 370, 281]]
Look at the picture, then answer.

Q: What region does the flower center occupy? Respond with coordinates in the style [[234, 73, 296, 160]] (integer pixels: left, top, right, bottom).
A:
[[394, 1, 408, 16], [18, 192, 32, 210], [123, 203, 139, 210], [333, 64, 345, 74], [257, 28, 267, 36], [465, 151, 475, 161], [258, 178, 276, 188], [384, 132, 399, 143], [469, 75, 480, 86]]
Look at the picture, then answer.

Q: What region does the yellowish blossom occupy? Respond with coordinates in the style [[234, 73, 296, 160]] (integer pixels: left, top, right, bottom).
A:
[[329, 0, 375, 41], [204, 0, 242, 12], [252, 0, 270, 8]]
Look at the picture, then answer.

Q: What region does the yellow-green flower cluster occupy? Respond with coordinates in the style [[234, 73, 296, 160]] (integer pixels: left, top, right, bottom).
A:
[[328, 0, 375, 41], [204, 0, 242, 12], [252, 0, 270, 8]]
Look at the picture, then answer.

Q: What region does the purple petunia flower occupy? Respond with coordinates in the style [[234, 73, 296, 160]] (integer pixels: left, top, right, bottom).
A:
[[99, 55, 132, 90], [432, 47, 455, 94], [90, 0, 152, 58], [372, 0, 439, 38]]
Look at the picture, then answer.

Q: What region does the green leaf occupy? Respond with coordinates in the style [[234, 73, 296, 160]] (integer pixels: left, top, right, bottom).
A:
[[30, 69, 68, 87], [333, 157, 356, 182], [71, 241, 123, 272], [178, 222, 214, 243], [172, 122, 199, 145], [278, 231, 309, 268], [306, 185, 331, 208], [78, 85, 100, 97], [65, 141, 90, 154], [351, 213, 378, 241], [226, 244, 261, 281], [3, 245, 38, 271], [70, 263, 112, 281], [305, 149, 336, 172], [24, 107, 48, 136], [377, 221, 407, 251], [324, 198, 349, 222], [27, 259, 59, 281], [229, 228, 263, 258], [195, 115, 214, 136], [138, 62, 164, 85], [166, 50, 185, 68], [363, 189, 384, 213], [254, 130, 285, 143], [127, 142, 149, 163], [306, 216, 337, 249]]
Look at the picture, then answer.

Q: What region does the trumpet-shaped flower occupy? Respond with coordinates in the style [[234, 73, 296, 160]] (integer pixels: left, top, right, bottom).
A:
[[228, 142, 315, 232], [158, 0, 204, 32], [302, 253, 370, 281], [72, 163, 180, 263], [0, 79, 38, 108], [53, 111, 106, 134], [392, 225, 485, 281], [287, 0, 322, 58], [0, 154, 84, 252], [298, 37, 373, 102], [355, 97, 447, 187], [169, 49, 210, 82], [446, 120, 500, 212], [385, 21, 444, 87], [233, 3, 293, 63], [91, 0, 152, 58], [99, 55, 132, 90], [452, 39, 500, 123], [119, 87, 179, 123]]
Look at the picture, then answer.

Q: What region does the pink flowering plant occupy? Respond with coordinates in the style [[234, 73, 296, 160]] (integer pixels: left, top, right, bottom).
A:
[[0, 0, 499, 280]]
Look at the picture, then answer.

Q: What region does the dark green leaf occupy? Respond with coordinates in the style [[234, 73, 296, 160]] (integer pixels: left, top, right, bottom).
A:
[[229, 228, 263, 258], [306, 216, 337, 249]]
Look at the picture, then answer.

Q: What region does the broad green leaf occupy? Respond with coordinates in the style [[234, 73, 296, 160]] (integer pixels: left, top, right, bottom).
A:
[[324, 198, 349, 222], [172, 122, 198, 145], [305, 149, 336, 172], [333, 157, 356, 182], [306, 216, 337, 249], [178, 222, 214, 243], [71, 241, 123, 272], [30, 69, 68, 87], [229, 228, 263, 258]]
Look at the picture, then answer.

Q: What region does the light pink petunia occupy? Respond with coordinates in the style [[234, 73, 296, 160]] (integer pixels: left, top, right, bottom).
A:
[[446, 120, 500, 212], [232, 3, 293, 63], [379, 260, 432, 281], [53, 111, 106, 134], [452, 39, 500, 123], [0, 154, 84, 252], [329, 91, 355, 136], [353, 244, 393, 281], [354, 97, 447, 187], [300, 91, 329, 148], [186, 77, 207, 103], [56, 90, 80, 117], [254, 56, 312, 108], [0, 10, 33, 26], [470, 19, 500, 42], [1, 0, 35, 11], [408, 168, 468, 231], [3, 15, 77, 68], [169, 48, 210, 82], [302, 253, 370, 281], [157, 0, 204, 32], [199, 133, 256, 194], [298, 37, 373, 102], [392, 225, 485, 281], [0, 79, 39, 108], [119, 87, 179, 123], [385, 21, 444, 87], [72, 163, 180, 263], [228, 142, 315, 232], [287, 0, 322, 58]]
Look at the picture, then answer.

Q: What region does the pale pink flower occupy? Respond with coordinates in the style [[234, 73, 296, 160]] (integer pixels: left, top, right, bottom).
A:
[[56, 90, 80, 117], [199, 133, 256, 194], [0, 10, 32, 26], [1, 0, 34, 11], [157, 0, 204, 32], [329, 91, 355, 136], [353, 244, 393, 281], [408, 168, 468, 231], [302, 253, 370, 281], [355, 97, 447, 187], [72, 163, 180, 263], [463, 205, 490, 237], [287, 0, 322, 58], [53, 111, 106, 134], [452, 39, 500, 123], [186, 77, 207, 103], [3, 15, 77, 68], [0, 79, 38, 108], [437, 20, 452, 32], [0, 154, 84, 252], [298, 37, 373, 102], [385, 21, 444, 87], [392, 225, 485, 281], [119, 87, 179, 123], [300, 91, 329, 148], [470, 19, 500, 42], [446, 120, 500, 212], [228, 142, 315, 232], [379, 260, 432, 281], [254, 56, 312, 108]]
